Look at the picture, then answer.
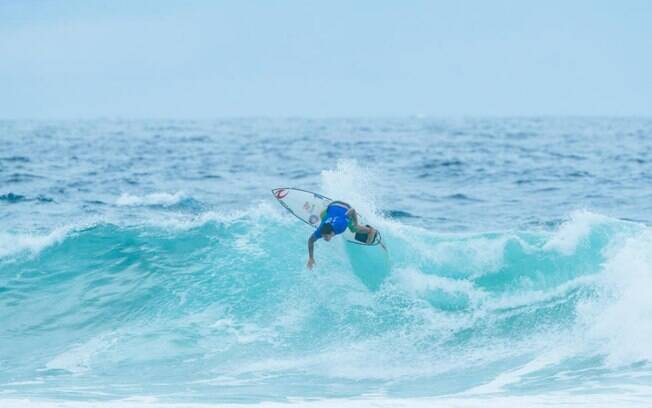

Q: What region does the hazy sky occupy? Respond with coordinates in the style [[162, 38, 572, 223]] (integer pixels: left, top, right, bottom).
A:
[[1, 0, 651, 118]]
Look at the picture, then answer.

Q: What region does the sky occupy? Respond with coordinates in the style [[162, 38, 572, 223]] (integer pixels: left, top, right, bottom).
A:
[[1, 0, 651, 118]]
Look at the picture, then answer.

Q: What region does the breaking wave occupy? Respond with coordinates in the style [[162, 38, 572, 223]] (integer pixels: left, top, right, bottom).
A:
[[1, 203, 651, 402]]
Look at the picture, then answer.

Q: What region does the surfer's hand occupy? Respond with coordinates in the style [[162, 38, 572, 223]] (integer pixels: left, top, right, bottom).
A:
[[307, 258, 315, 269]]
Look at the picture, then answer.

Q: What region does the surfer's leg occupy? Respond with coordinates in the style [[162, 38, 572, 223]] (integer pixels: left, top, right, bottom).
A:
[[355, 224, 373, 234], [353, 224, 377, 244]]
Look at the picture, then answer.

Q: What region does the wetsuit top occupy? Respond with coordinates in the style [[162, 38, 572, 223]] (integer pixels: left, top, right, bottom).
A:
[[312, 202, 350, 240]]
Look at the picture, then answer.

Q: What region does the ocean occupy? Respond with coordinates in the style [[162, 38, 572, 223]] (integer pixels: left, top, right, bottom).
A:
[[1, 117, 652, 407]]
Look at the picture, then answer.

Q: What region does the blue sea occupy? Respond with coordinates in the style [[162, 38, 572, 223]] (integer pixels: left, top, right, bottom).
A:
[[1, 118, 652, 407]]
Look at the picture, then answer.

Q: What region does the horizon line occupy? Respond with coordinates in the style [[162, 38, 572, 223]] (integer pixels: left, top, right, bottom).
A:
[[1, 114, 652, 122]]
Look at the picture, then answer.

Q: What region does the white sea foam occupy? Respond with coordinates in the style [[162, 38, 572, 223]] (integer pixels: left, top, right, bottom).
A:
[[415, 234, 514, 278], [138, 201, 290, 231], [0, 226, 72, 258], [543, 209, 609, 255], [115, 192, 185, 206], [393, 266, 487, 307], [482, 273, 598, 314], [464, 351, 572, 395], [45, 332, 118, 374], [320, 159, 382, 223], [210, 318, 276, 345], [2, 392, 650, 408], [577, 228, 652, 366]]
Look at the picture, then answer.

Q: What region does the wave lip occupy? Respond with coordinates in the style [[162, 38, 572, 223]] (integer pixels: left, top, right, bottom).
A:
[[543, 210, 610, 255], [115, 192, 186, 207], [0, 226, 72, 258]]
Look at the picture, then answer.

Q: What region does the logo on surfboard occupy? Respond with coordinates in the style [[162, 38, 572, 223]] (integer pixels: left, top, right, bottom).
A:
[[303, 201, 316, 213], [274, 189, 288, 199]]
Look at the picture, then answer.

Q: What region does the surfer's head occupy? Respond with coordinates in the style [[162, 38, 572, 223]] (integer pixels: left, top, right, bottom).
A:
[[320, 223, 335, 241]]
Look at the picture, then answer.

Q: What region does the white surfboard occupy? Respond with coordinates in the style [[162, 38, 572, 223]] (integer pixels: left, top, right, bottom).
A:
[[271, 187, 382, 246]]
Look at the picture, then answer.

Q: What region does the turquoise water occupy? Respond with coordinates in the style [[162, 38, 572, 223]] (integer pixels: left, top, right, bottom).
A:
[[1, 118, 652, 406]]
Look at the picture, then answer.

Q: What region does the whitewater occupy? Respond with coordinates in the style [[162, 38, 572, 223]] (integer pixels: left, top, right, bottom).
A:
[[1, 118, 652, 407]]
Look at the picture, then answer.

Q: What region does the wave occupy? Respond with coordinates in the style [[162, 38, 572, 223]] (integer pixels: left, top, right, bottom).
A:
[[0, 192, 27, 203], [0, 226, 72, 258], [0, 192, 54, 203], [115, 192, 186, 207], [1, 158, 651, 401], [1, 207, 650, 365]]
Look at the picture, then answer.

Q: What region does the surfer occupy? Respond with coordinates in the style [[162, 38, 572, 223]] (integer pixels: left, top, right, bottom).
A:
[[307, 201, 376, 269]]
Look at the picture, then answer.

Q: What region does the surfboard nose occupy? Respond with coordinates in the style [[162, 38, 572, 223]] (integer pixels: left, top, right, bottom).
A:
[[272, 188, 289, 199]]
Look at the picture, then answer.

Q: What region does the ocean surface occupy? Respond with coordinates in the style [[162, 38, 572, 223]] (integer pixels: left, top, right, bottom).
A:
[[1, 118, 652, 407]]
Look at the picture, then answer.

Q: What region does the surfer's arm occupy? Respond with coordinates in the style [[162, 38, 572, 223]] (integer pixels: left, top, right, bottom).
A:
[[307, 234, 317, 269]]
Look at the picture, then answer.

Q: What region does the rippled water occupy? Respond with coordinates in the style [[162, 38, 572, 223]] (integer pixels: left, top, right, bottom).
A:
[[1, 118, 652, 406]]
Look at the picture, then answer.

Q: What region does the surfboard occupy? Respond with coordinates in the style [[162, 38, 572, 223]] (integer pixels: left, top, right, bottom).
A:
[[271, 187, 382, 246]]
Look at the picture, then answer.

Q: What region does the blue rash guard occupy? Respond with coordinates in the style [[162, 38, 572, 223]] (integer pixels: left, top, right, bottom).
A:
[[312, 204, 349, 240]]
